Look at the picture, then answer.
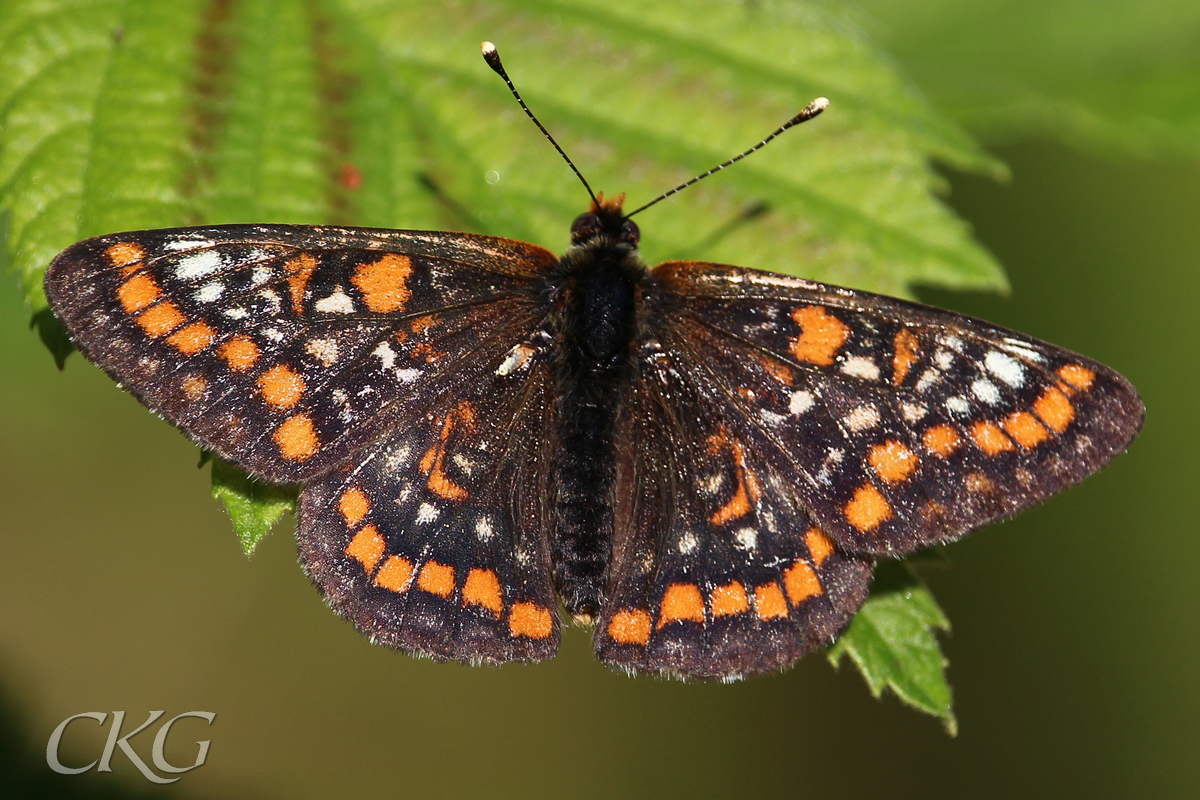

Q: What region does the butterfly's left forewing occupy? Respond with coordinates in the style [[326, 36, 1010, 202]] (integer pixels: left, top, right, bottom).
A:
[[650, 261, 1144, 558]]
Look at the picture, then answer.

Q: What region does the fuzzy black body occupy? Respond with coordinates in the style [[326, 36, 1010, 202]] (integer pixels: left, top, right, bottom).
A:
[[543, 219, 645, 619]]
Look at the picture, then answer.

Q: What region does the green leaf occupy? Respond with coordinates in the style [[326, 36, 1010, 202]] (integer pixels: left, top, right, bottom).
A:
[[854, 0, 1200, 158], [828, 561, 956, 733], [210, 457, 297, 556]]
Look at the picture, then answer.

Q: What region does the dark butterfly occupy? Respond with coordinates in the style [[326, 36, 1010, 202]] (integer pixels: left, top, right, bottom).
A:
[[42, 43, 1142, 680]]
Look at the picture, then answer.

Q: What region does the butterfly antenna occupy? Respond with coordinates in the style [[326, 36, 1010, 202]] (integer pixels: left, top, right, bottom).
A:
[[481, 42, 598, 204], [623, 97, 829, 219]]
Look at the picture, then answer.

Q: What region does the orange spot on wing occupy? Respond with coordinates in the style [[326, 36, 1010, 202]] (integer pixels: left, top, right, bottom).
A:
[[416, 561, 455, 597], [1057, 363, 1095, 391], [1034, 386, 1075, 433], [166, 321, 216, 354], [657, 583, 705, 628], [804, 527, 835, 567], [258, 364, 305, 410], [339, 488, 370, 527], [845, 483, 893, 532], [923, 424, 961, 457], [345, 525, 385, 573], [373, 555, 413, 593], [284, 253, 318, 314], [790, 306, 849, 366], [868, 440, 919, 483], [135, 301, 186, 337], [972, 420, 1015, 456], [106, 242, 146, 269], [509, 602, 554, 639], [607, 609, 652, 645], [409, 315, 436, 334], [759, 355, 795, 386], [753, 582, 789, 620], [707, 427, 759, 526], [710, 582, 750, 617], [352, 253, 412, 313], [892, 328, 920, 385], [274, 414, 319, 461], [117, 273, 161, 313], [783, 561, 822, 604], [180, 375, 208, 400], [462, 568, 504, 617], [219, 335, 259, 371], [1003, 411, 1051, 448], [419, 403, 474, 502]]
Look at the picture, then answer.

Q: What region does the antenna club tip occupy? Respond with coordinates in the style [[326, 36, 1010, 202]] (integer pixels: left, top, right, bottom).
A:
[[481, 41, 503, 73], [812, 97, 830, 111]]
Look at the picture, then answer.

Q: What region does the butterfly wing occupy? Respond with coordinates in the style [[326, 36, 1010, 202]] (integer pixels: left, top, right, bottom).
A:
[[297, 343, 560, 664], [594, 340, 875, 680], [44, 225, 556, 483], [648, 261, 1145, 558]]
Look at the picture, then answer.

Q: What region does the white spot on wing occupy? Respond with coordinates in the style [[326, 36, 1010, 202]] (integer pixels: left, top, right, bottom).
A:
[[497, 343, 536, 376], [475, 517, 494, 541], [315, 287, 355, 313], [395, 368, 422, 383], [841, 355, 880, 380], [945, 395, 971, 414], [259, 288, 282, 314], [734, 528, 758, 550], [901, 402, 928, 422], [194, 281, 224, 303], [306, 337, 339, 365], [163, 238, 215, 252], [373, 341, 396, 369], [223, 307, 248, 320], [678, 532, 698, 554], [985, 350, 1026, 387], [916, 368, 940, 392], [1000, 338, 1046, 363], [452, 453, 473, 476], [173, 249, 222, 281], [934, 349, 954, 370], [844, 405, 880, 432], [972, 378, 1001, 405], [789, 390, 815, 416], [416, 503, 439, 524]]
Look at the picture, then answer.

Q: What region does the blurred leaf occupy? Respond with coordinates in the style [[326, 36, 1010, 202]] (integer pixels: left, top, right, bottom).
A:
[[210, 457, 296, 555], [828, 561, 956, 733], [1, 0, 1005, 320], [854, 0, 1200, 158]]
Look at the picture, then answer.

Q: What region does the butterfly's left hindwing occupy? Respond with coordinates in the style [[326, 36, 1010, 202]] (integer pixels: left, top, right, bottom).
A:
[[596, 342, 875, 679], [44, 225, 556, 483], [651, 261, 1145, 558]]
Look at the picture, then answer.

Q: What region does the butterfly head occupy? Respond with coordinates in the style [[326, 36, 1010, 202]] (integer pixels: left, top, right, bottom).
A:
[[570, 192, 640, 249]]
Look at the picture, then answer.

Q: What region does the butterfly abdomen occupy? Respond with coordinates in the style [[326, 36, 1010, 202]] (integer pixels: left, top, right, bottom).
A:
[[546, 243, 646, 619]]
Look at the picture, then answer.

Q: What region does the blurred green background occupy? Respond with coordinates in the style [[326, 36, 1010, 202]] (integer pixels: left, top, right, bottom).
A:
[[1, 1, 1197, 798]]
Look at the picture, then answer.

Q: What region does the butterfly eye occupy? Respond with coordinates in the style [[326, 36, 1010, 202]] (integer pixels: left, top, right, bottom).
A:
[[570, 213, 602, 244], [620, 219, 640, 247]]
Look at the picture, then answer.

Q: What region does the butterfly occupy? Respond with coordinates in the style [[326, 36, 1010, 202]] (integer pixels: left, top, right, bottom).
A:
[[42, 43, 1143, 681]]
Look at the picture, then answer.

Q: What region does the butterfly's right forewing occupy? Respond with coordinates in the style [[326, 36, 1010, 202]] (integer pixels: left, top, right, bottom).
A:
[[44, 225, 556, 483]]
